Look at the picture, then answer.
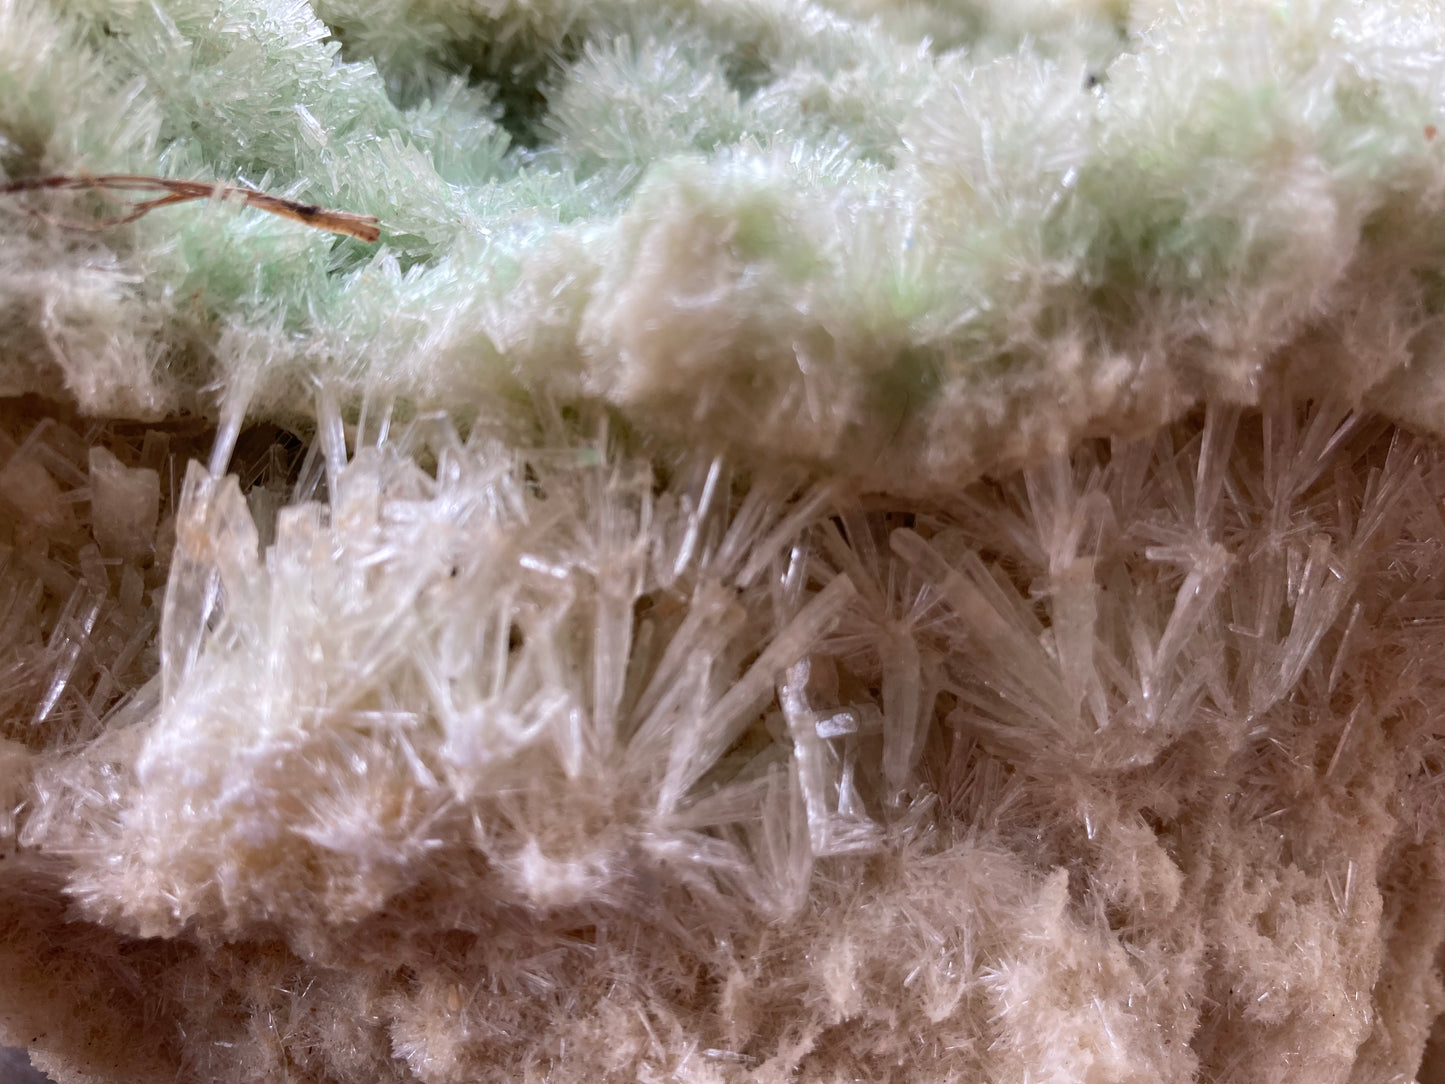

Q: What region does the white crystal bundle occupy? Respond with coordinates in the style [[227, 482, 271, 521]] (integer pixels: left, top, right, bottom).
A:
[[4, 397, 1445, 1082]]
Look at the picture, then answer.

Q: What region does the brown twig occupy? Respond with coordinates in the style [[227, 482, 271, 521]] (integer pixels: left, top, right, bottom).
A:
[[0, 173, 381, 242]]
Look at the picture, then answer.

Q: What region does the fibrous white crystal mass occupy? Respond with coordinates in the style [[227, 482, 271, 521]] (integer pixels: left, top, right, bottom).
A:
[[4, 398, 1445, 1083]]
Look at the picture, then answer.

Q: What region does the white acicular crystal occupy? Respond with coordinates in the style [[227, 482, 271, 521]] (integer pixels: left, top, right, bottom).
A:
[[87, 446, 159, 560], [4, 397, 1441, 1084]]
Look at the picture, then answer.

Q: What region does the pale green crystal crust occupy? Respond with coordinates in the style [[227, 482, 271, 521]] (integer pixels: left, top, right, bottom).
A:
[[6, 0, 1445, 488]]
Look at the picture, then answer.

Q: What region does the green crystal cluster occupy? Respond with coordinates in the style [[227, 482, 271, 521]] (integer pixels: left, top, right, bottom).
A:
[[6, 0, 1445, 487]]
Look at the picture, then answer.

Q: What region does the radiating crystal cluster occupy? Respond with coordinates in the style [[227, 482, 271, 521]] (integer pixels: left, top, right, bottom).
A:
[[4, 396, 1445, 1082], [7, 0, 1445, 1080]]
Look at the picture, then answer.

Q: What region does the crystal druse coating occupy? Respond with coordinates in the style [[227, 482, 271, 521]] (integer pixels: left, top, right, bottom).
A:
[[6, 1, 1445, 1083], [6, 398, 1445, 1083]]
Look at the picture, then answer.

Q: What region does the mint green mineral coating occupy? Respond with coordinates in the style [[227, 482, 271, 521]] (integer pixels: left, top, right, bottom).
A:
[[5, 0, 1445, 489]]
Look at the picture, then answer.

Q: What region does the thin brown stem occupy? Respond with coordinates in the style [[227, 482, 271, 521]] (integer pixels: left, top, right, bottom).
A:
[[0, 173, 381, 242]]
